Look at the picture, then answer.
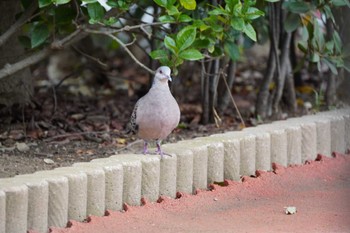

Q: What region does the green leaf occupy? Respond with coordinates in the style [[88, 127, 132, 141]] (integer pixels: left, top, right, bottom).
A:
[[178, 14, 192, 22], [284, 13, 300, 32], [245, 7, 264, 20], [297, 42, 308, 53], [243, 23, 257, 41], [159, 15, 175, 23], [154, 0, 167, 7], [53, 0, 70, 5], [333, 31, 342, 53], [322, 58, 338, 74], [285, 1, 311, 13], [87, 2, 105, 21], [164, 36, 177, 54], [179, 0, 196, 10], [224, 42, 240, 60], [31, 24, 49, 48], [39, 0, 52, 8], [310, 53, 320, 62], [167, 5, 179, 15], [231, 18, 245, 31], [209, 8, 229, 16], [179, 49, 204, 60], [176, 26, 196, 51], [192, 39, 210, 49], [332, 0, 350, 7], [150, 49, 168, 60]]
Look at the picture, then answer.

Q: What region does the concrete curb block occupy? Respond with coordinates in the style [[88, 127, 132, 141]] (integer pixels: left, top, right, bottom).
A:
[[88, 160, 124, 211], [175, 141, 208, 190], [162, 145, 194, 194], [0, 190, 5, 233], [0, 108, 349, 233], [192, 138, 225, 184], [71, 164, 106, 217], [31, 172, 69, 228], [209, 134, 241, 180], [11, 176, 49, 233], [240, 129, 271, 171], [0, 181, 28, 233]]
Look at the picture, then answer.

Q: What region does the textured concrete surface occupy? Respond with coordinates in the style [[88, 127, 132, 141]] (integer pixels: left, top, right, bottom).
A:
[[175, 141, 208, 190], [162, 144, 194, 194], [223, 132, 256, 176], [0, 181, 28, 233], [52, 167, 88, 222], [256, 124, 288, 167], [193, 138, 225, 184], [89, 159, 124, 211], [32, 172, 69, 228], [210, 134, 241, 180], [0, 190, 5, 233], [12, 175, 49, 233], [110, 154, 160, 203], [241, 128, 271, 171], [71, 164, 107, 217], [106, 155, 142, 206]]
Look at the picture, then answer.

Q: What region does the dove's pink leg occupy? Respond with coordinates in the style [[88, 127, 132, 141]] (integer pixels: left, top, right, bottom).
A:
[[156, 140, 164, 157], [143, 141, 149, 154]]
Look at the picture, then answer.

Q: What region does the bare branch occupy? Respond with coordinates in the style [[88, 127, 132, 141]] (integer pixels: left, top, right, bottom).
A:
[[0, 29, 87, 81], [84, 27, 155, 75], [0, 1, 38, 47]]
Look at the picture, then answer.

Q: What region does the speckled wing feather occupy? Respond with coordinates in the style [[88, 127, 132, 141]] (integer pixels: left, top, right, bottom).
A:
[[127, 100, 139, 134]]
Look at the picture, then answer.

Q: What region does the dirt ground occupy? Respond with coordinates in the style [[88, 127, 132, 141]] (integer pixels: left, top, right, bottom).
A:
[[46, 152, 350, 233]]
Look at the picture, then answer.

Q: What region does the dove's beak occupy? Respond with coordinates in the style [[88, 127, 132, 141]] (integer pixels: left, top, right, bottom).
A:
[[168, 76, 172, 82]]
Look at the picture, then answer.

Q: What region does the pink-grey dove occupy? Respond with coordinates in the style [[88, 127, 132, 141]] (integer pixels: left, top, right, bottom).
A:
[[128, 66, 180, 156]]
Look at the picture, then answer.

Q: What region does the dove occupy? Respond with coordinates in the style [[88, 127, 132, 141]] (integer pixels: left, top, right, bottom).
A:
[[128, 66, 180, 156]]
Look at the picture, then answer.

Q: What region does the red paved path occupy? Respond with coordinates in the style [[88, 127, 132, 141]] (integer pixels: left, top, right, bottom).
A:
[[49, 153, 350, 233]]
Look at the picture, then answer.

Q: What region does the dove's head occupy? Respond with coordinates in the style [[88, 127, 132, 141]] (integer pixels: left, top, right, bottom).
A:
[[153, 66, 172, 85]]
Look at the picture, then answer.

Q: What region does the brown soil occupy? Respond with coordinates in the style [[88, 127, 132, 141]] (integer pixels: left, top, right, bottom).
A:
[[47, 153, 350, 233]]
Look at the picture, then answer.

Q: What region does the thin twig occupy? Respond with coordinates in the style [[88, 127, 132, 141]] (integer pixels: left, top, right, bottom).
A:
[[220, 71, 245, 128], [72, 46, 108, 68], [84, 28, 155, 75]]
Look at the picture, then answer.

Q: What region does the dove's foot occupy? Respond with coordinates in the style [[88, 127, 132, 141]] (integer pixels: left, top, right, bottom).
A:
[[143, 141, 149, 154]]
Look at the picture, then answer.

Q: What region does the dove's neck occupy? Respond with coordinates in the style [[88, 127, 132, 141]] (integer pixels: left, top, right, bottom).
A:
[[151, 80, 170, 90]]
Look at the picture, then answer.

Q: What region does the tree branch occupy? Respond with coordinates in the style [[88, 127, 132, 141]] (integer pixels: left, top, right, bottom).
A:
[[0, 29, 87, 81], [0, 1, 38, 47], [84, 27, 156, 75]]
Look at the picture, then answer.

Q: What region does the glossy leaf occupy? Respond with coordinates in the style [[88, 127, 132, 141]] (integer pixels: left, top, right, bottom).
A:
[[178, 49, 204, 60], [31, 24, 49, 48], [176, 26, 196, 51], [164, 36, 177, 54], [178, 14, 192, 22], [150, 49, 168, 60], [284, 13, 300, 32], [243, 23, 257, 41], [231, 18, 245, 31], [87, 2, 105, 21], [285, 1, 310, 14], [179, 0, 196, 10], [53, 0, 71, 5], [224, 42, 240, 60], [39, 0, 52, 8]]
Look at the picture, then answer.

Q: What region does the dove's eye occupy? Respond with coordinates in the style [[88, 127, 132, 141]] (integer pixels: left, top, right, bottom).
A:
[[159, 70, 163, 74]]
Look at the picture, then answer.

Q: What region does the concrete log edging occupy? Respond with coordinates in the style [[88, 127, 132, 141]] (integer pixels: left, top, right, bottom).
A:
[[0, 108, 349, 233]]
